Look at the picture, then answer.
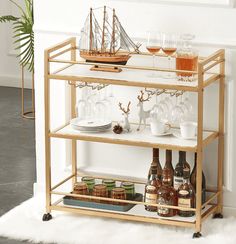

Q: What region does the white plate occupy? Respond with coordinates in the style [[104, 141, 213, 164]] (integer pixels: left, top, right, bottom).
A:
[[152, 131, 172, 137], [71, 124, 111, 133], [173, 131, 197, 140], [70, 118, 112, 129]]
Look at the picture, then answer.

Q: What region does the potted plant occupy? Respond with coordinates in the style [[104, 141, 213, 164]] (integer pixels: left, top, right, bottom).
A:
[[0, 0, 34, 72]]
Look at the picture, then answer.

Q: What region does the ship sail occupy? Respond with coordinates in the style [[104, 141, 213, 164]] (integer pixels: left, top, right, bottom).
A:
[[79, 6, 140, 54]]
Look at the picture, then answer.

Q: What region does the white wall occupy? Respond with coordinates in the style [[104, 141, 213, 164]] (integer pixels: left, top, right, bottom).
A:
[[0, 0, 31, 88], [34, 0, 236, 211]]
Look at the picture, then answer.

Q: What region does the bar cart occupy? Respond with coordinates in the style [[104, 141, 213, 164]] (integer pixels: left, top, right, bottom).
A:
[[43, 37, 225, 238]]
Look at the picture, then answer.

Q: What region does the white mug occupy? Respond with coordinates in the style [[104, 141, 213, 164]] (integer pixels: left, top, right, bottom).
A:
[[180, 121, 197, 139], [150, 119, 171, 135]]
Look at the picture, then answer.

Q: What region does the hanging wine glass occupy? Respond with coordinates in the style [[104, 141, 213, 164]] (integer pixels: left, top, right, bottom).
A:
[[94, 89, 106, 121], [150, 91, 164, 122], [76, 87, 90, 120], [158, 93, 170, 120], [171, 96, 185, 125]]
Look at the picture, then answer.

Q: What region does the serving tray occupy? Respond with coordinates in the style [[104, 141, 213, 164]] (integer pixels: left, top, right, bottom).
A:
[[63, 193, 143, 212]]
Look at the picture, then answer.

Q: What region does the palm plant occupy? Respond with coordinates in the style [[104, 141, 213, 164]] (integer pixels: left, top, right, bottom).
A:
[[0, 0, 34, 72]]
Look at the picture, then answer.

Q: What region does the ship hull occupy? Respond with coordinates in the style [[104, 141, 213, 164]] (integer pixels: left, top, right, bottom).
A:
[[80, 52, 130, 65]]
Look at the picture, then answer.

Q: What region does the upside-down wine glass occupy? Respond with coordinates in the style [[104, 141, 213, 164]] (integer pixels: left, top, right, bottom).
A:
[[171, 95, 185, 126]]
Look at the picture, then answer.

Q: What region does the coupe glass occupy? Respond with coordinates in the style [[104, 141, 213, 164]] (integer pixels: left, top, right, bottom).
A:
[[146, 31, 162, 77]]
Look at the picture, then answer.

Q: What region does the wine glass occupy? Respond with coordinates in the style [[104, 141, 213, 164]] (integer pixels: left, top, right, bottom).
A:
[[171, 96, 184, 125], [94, 89, 106, 121], [150, 91, 164, 122], [162, 33, 177, 79], [158, 94, 170, 120], [76, 87, 91, 120], [146, 31, 162, 77]]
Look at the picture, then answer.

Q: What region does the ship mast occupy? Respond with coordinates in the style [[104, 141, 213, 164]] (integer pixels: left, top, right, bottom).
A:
[[101, 6, 106, 53], [111, 8, 115, 54], [89, 8, 93, 52]]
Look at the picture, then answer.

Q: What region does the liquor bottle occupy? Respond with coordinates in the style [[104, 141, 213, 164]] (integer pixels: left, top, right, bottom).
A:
[[145, 166, 161, 212], [190, 153, 206, 204], [173, 151, 190, 190], [157, 168, 177, 217], [177, 167, 195, 217], [163, 150, 174, 186], [148, 148, 162, 181]]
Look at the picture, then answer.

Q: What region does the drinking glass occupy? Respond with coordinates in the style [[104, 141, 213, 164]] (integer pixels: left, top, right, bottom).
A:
[[76, 87, 91, 120], [150, 92, 164, 122], [171, 96, 185, 125], [94, 89, 107, 121], [162, 33, 177, 79], [146, 31, 162, 77], [158, 94, 170, 120]]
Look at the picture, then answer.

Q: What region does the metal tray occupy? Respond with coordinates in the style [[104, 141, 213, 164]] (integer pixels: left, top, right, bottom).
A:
[[63, 193, 143, 212]]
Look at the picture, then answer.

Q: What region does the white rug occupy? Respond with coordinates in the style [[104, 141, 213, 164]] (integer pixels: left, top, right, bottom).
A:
[[0, 195, 236, 244]]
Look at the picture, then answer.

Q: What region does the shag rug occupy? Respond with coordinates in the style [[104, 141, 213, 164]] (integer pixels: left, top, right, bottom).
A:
[[0, 195, 236, 244]]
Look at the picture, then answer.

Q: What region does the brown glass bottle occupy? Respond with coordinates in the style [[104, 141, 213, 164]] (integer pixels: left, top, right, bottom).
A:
[[148, 148, 162, 181], [163, 150, 174, 186], [157, 168, 177, 217], [190, 153, 206, 204], [145, 166, 161, 212], [178, 167, 195, 217], [173, 151, 190, 190]]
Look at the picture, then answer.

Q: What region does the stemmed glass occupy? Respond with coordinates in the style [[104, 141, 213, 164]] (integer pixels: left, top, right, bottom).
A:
[[146, 31, 162, 77], [162, 33, 177, 79], [150, 91, 164, 122], [76, 87, 91, 120], [94, 89, 107, 121], [171, 96, 185, 125]]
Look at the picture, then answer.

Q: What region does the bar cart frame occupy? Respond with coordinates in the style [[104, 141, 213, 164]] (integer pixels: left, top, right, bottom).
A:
[[43, 37, 225, 238]]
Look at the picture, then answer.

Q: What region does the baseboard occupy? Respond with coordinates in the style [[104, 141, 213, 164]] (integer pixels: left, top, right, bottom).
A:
[[0, 74, 32, 89]]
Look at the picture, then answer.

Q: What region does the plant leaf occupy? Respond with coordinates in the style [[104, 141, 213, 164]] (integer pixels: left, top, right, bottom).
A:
[[0, 15, 19, 23]]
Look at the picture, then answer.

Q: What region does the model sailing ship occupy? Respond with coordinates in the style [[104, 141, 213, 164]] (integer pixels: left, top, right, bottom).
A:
[[79, 6, 141, 71]]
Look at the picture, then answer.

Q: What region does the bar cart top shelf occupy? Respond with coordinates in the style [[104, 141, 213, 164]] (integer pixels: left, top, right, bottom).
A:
[[48, 44, 224, 92]]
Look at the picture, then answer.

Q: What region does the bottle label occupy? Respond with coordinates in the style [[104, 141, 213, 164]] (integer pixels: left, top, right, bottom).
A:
[[179, 190, 189, 196], [157, 197, 169, 215], [145, 193, 157, 203], [174, 176, 183, 190], [178, 198, 191, 208]]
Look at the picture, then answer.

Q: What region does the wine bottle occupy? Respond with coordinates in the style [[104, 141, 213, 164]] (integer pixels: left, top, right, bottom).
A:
[[190, 153, 206, 204], [148, 148, 162, 181], [177, 167, 195, 217], [145, 166, 161, 212], [157, 168, 177, 217], [163, 150, 174, 186], [173, 151, 190, 190]]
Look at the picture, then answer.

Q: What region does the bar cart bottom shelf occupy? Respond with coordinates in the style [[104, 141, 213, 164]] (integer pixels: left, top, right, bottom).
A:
[[47, 200, 217, 228]]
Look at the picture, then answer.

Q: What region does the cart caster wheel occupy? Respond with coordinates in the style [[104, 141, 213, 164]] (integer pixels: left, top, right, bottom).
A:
[[192, 232, 202, 238], [213, 213, 223, 219], [42, 213, 52, 221]]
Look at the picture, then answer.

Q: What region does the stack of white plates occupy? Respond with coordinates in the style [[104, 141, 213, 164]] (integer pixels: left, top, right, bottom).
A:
[[70, 118, 112, 132]]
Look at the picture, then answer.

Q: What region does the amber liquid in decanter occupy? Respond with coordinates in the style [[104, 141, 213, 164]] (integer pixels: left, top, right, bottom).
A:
[[176, 55, 198, 77]]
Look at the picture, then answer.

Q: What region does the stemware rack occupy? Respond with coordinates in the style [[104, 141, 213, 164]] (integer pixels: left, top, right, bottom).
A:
[[43, 37, 225, 238]]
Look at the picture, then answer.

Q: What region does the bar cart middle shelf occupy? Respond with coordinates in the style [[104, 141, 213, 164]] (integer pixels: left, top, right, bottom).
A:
[[43, 37, 225, 238]]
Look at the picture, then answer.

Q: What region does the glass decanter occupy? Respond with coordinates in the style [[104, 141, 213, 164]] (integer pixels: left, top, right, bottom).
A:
[[176, 34, 198, 81]]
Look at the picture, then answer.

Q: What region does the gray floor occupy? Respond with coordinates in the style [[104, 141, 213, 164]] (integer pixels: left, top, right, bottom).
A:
[[0, 87, 36, 244]]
